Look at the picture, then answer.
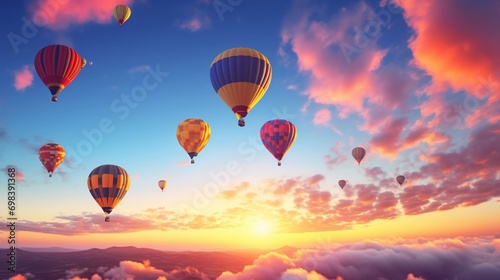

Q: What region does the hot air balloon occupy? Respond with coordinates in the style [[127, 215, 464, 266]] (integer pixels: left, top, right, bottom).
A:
[[80, 58, 93, 69], [87, 164, 130, 222], [260, 119, 297, 166], [352, 147, 366, 165], [338, 180, 346, 189], [113, 4, 131, 26], [176, 118, 211, 164], [34, 44, 83, 102], [38, 143, 65, 177], [158, 180, 167, 192], [396, 175, 405, 186], [210, 47, 272, 127]]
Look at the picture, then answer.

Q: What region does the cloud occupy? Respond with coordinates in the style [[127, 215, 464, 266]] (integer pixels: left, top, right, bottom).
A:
[[280, 0, 416, 123], [175, 15, 211, 32], [217, 252, 296, 280], [400, 123, 500, 215], [127, 65, 153, 74], [391, 0, 500, 97], [14, 65, 34, 90], [368, 117, 450, 159], [2, 165, 26, 181], [8, 275, 28, 280], [104, 259, 167, 279], [217, 237, 500, 280], [66, 260, 209, 280], [66, 268, 89, 279], [28, 0, 134, 30], [406, 273, 426, 280], [390, 0, 500, 129], [312, 109, 331, 125], [323, 142, 349, 169], [16, 213, 157, 235], [281, 268, 328, 280]]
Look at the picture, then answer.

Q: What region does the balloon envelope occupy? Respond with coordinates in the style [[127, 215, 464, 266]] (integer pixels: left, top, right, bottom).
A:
[[396, 175, 405, 186], [87, 164, 130, 222], [158, 180, 167, 192], [176, 118, 211, 164], [113, 4, 131, 26], [260, 119, 297, 166], [38, 143, 65, 177], [34, 44, 83, 102], [210, 47, 272, 127], [338, 180, 347, 189], [352, 147, 366, 165]]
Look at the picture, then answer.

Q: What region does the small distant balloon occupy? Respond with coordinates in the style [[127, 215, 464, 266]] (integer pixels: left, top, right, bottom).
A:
[[352, 147, 366, 165], [113, 4, 131, 26], [338, 180, 346, 189], [158, 180, 167, 192], [81, 58, 93, 69], [396, 175, 405, 186]]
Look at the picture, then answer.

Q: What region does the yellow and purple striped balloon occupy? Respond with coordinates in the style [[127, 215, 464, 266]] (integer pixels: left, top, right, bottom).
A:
[[210, 47, 272, 127]]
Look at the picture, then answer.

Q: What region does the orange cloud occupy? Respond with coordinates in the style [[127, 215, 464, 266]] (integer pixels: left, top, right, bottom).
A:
[[13, 65, 33, 90], [28, 0, 134, 30], [392, 0, 500, 98]]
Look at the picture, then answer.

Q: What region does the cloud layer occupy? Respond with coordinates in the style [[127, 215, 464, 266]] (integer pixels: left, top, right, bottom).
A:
[[28, 0, 134, 30], [217, 237, 500, 280]]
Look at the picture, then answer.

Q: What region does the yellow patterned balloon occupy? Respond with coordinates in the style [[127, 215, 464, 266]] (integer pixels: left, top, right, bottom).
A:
[[176, 118, 211, 164]]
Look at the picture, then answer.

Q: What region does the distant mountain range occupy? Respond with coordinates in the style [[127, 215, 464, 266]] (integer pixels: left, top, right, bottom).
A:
[[0, 246, 300, 280]]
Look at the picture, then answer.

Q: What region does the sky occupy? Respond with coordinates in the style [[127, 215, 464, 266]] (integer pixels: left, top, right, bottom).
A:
[[1, 0, 500, 279]]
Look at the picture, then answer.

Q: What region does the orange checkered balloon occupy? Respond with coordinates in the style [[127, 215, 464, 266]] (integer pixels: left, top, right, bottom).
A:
[[176, 118, 211, 164]]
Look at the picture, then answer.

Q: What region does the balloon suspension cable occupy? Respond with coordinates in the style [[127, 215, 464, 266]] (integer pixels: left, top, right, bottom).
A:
[[238, 118, 245, 127], [191, 159, 195, 164]]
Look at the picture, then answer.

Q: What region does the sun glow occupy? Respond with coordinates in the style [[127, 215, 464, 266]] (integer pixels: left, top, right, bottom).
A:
[[251, 220, 273, 236]]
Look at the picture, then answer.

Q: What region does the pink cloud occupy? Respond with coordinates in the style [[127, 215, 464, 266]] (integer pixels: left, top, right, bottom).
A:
[[369, 117, 451, 159], [392, 0, 500, 98], [13, 65, 34, 90], [281, 0, 418, 131], [2, 166, 25, 181], [323, 141, 349, 169], [313, 109, 331, 125], [28, 0, 134, 30], [175, 14, 211, 32], [400, 123, 500, 215], [369, 117, 409, 158]]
